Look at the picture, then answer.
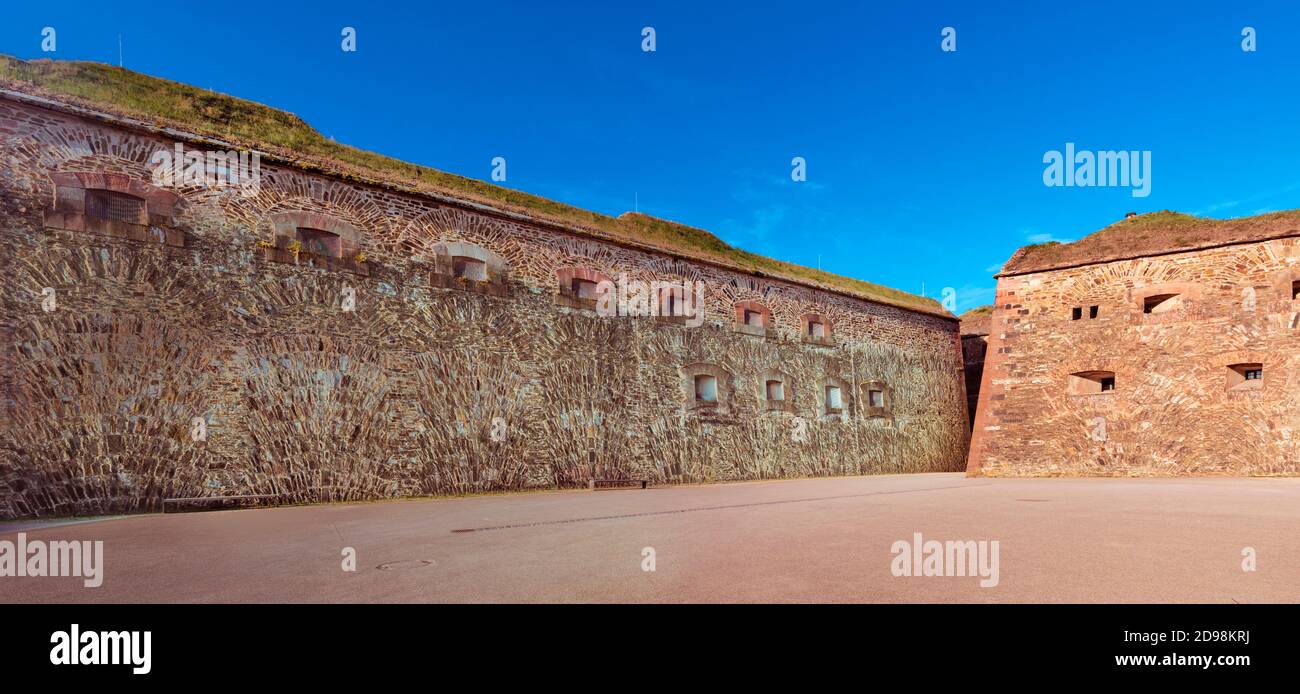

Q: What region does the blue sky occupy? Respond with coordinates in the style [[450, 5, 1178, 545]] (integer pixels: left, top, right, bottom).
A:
[[4, 0, 1300, 312]]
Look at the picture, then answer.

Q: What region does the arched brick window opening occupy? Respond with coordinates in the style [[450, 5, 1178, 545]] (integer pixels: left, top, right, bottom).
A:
[[45, 172, 183, 246], [800, 313, 834, 345], [1068, 371, 1116, 395], [264, 211, 368, 275], [85, 189, 146, 225], [270, 212, 362, 260], [431, 241, 509, 293], [556, 267, 613, 310], [655, 282, 697, 319], [660, 286, 680, 317], [680, 362, 731, 415], [733, 300, 772, 336], [573, 278, 599, 299], [1227, 363, 1264, 392], [297, 228, 342, 258], [454, 256, 488, 281]]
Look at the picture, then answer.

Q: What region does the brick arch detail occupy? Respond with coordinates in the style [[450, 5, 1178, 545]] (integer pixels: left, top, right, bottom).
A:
[[50, 171, 180, 216], [733, 299, 772, 327], [800, 312, 833, 334], [556, 266, 614, 290], [432, 240, 509, 281], [800, 311, 831, 326], [271, 211, 364, 256]]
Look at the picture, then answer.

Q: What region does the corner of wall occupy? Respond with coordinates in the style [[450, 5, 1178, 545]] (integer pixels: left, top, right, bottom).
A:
[[964, 275, 1021, 476]]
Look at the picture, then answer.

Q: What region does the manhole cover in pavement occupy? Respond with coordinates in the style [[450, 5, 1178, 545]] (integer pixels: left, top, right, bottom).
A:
[[376, 559, 435, 571]]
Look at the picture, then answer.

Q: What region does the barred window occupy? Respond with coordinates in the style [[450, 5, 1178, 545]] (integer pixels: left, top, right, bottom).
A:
[[85, 190, 146, 224]]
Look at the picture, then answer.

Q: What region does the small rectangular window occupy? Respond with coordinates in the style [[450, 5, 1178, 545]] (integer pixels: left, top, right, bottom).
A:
[[868, 389, 884, 407], [662, 291, 677, 316], [1292, 281, 1300, 300], [296, 227, 342, 258], [766, 380, 785, 401], [1071, 307, 1082, 320], [1144, 293, 1181, 314], [1227, 363, 1263, 391], [808, 321, 825, 338], [573, 279, 599, 300], [1089, 305, 1099, 319], [745, 310, 764, 327], [453, 256, 488, 281], [825, 385, 842, 411], [1068, 371, 1115, 395], [694, 374, 717, 402]]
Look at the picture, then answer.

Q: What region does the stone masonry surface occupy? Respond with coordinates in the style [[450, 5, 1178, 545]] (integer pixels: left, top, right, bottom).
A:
[[969, 236, 1300, 476], [0, 93, 970, 519]]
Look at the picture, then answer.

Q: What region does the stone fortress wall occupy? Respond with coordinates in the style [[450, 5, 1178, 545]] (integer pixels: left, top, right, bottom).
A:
[[969, 236, 1300, 476], [0, 92, 970, 519]]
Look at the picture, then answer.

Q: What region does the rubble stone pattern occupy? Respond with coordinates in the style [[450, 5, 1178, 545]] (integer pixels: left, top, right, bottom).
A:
[[969, 238, 1300, 476], [0, 98, 969, 519]]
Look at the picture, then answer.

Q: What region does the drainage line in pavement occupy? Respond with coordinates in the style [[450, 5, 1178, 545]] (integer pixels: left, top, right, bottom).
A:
[[450, 482, 990, 533]]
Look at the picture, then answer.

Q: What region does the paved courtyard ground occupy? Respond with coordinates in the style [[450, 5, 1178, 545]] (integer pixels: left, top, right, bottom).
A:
[[3, 473, 1299, 603]]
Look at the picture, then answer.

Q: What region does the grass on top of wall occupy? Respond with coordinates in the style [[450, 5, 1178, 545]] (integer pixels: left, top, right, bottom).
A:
[[0, 54, 946, 318]]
